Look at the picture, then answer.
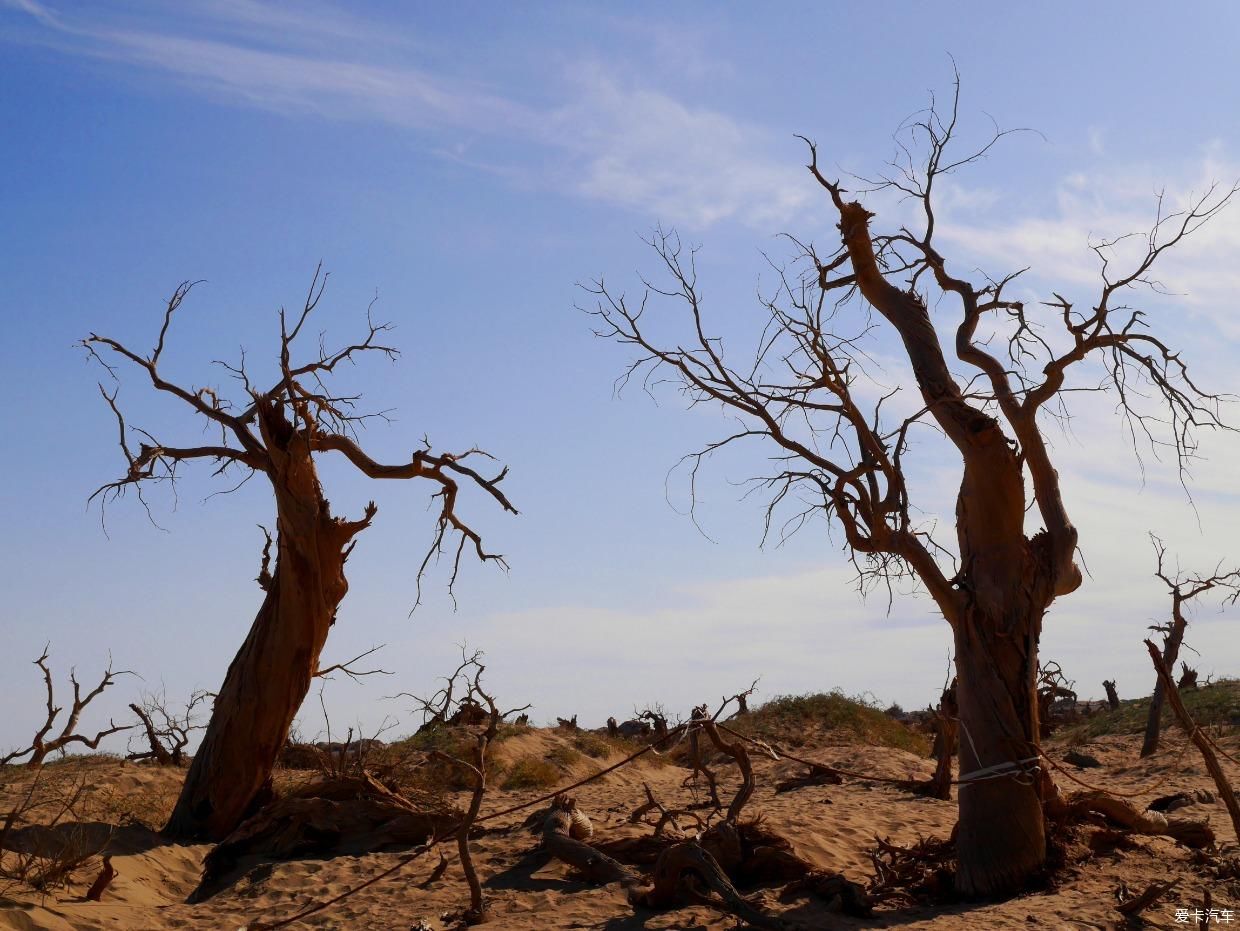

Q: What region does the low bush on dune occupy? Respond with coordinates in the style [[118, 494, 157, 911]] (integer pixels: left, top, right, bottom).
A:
[[737, 690, 929, 755], [501, 757, 561, 790], [571, 732, 617, 759], [1059, 678, 1240, 744], [546, 745, 582, 768]]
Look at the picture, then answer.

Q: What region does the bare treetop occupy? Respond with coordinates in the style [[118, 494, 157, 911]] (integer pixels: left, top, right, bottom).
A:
[[586, 75, 1235, 612], [81, 265, 517, 602]]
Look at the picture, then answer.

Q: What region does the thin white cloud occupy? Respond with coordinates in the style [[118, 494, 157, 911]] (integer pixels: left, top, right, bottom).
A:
[[2, 0, 811, 230], [553, 65, 810, 228], [937, 151, 1240, 336]]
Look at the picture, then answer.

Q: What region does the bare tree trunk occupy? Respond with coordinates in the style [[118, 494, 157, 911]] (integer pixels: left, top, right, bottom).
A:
[[952, 605, 1046, 898], [924, 681, 957, 800], [165, 402, 361, 841], [1103, 680, 1120, 711], [1141, 608, 1186, 758]]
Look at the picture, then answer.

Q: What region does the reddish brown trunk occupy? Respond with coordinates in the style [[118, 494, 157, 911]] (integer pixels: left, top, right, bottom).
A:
[[952, 608, 1046, 897], [951, 456, 1053, 898], [164, 401, 359, 841]]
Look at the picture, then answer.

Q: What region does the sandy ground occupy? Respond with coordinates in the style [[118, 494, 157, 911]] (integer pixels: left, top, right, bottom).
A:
[[2, 728, 1238, 931]]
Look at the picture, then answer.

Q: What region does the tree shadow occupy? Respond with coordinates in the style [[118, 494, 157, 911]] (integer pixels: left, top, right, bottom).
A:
[[483, 850, 587, 893], [1, 821, 173, 859]]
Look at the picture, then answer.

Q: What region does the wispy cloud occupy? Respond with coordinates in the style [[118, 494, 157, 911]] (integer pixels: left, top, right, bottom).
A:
[[936, 150, 1240, 336], [2, 0, 810, 229]]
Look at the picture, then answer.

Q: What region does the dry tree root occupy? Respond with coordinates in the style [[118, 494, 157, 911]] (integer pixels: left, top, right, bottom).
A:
[[630, 840, 789, 931], [85, 855, 116, 902], [1115, 878, 1181, 918], [628, 783, 704, 836], [780, 871, 873, 917], [697, 716, 754, 824], [774, 764, 843, 794], [541, 796, 640, 886], [1058, 791, 1214, 848], [866, 834, 957, 906], [683, 709, 724, 810]]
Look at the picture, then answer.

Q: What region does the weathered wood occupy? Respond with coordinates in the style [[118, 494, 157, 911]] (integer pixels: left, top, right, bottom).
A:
[[633, 840, 787, 930], [85, 855, 117, 902], [1102, 680, 1120, 711], [1066, 790, 1214, 848], [541, 798, 639, 886], [1146, 639, 1240, 843]]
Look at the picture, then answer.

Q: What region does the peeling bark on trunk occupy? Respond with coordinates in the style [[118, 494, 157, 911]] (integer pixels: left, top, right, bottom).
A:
[[165, 400, 364, 841], [952, 609, 1046, 897], [950, 456, 1055, 898]]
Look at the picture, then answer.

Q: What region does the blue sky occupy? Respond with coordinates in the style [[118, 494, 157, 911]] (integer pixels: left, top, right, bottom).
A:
[[2, 1, 1240, 753]]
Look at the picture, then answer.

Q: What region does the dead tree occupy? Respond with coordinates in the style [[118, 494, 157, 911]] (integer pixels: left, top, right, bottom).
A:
[[921, 680, 958, 800], [82, 269, 516, 841], [1177, 663, 1200, 690], [1144, 640, 1240, 844], [723, 678, 760, 719], [1102, 680, 1120, 711], [412, 653, 527, 925], [1037, 661, 1079, 737], [637, 707, 670, 742], [2, 646, 135, 768], [1140, 535, 1239, 757], [127, 689, 210, 766], [587, 72, 1236, 896]]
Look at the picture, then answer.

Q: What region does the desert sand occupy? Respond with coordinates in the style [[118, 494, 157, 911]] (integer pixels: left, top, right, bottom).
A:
[[2, 713, 1238, 931]]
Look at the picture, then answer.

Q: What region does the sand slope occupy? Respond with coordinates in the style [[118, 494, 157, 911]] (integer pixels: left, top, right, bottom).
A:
[[2, 728, 1237, 930]]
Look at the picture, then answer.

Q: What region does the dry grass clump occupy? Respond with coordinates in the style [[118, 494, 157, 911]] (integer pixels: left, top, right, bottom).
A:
[[546, 745, 583, 768], [1, 763, 113, 900], [572, 732, 616, 759], [501, 757, 561, 790]]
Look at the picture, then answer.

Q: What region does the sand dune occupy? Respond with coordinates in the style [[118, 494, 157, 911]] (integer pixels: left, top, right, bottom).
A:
[[2, 726, 1237, 930]]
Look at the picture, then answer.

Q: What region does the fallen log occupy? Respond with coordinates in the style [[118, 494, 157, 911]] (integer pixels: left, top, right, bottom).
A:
[[774, 764, 843, 794], [1065, 791, 1214, 848], [541, 796, 638, 886]]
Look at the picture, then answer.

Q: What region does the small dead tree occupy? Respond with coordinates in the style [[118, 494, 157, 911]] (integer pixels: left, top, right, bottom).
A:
[[588, 72, 1235, 895], [1037, 661, 1079, 737], [1102, 680, 1120, 711], [2, 646, 135, 768], [127, 688, 211, 766], [1177, 663, 1200, 690], [404, 651, 529, 925], [1140, 535, 1240, 757], [82, 269, 516, 841], [920, 679, 958, 800], [723, 678, 760, 719], [637, 706, 670, 742]]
